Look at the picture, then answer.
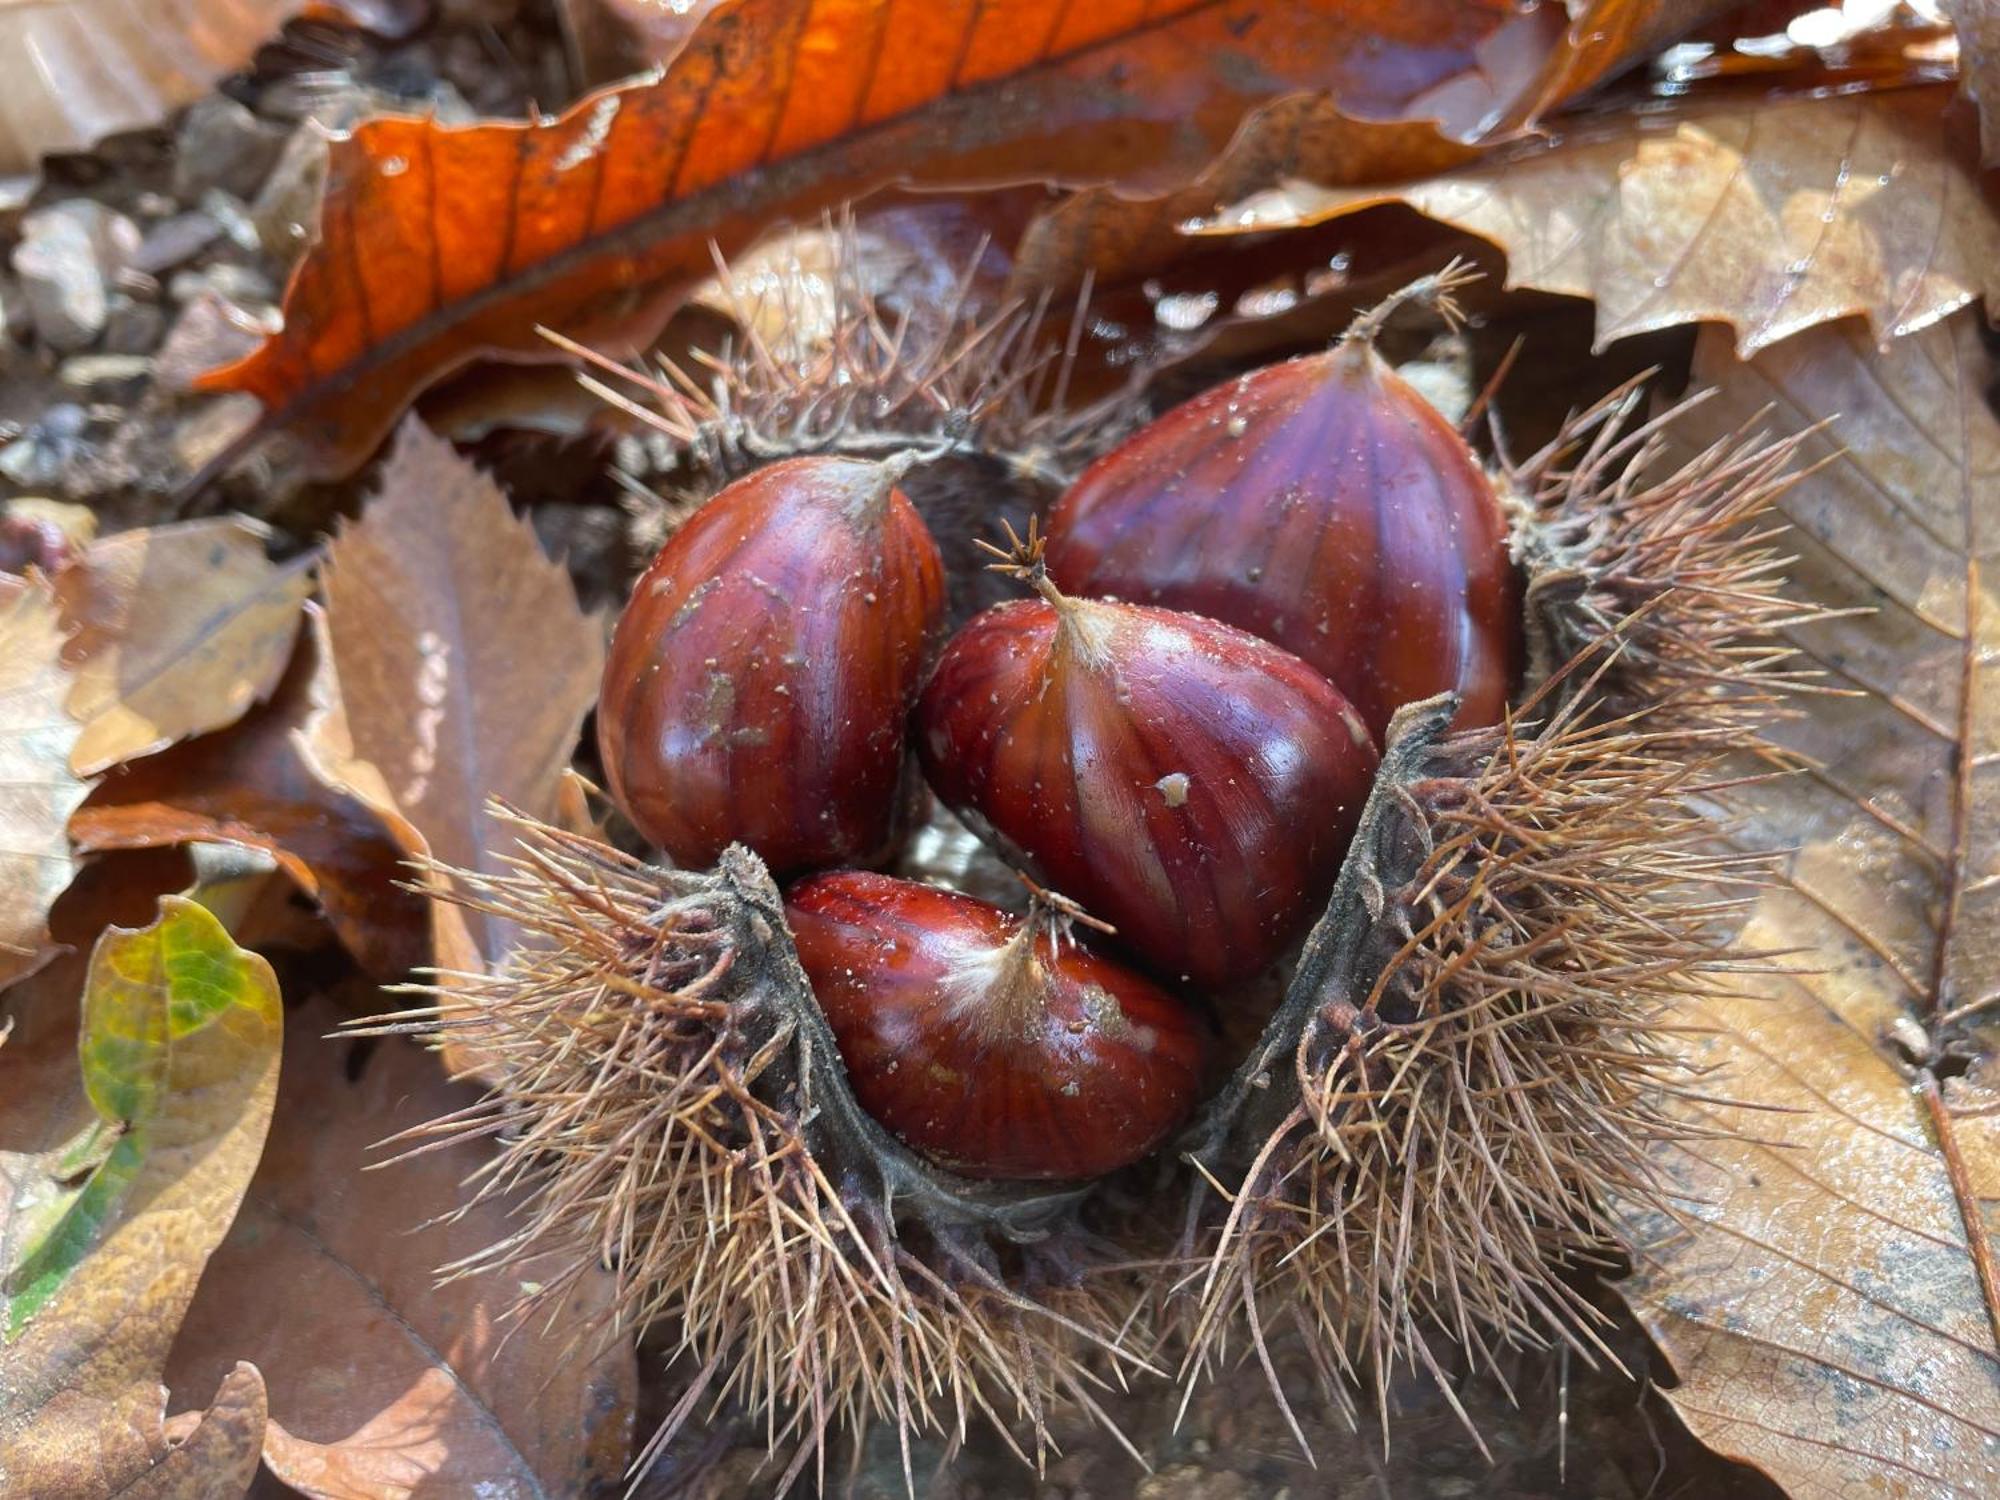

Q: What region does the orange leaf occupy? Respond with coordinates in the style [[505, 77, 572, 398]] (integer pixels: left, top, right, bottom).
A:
[[197, 0, 1597, 480]]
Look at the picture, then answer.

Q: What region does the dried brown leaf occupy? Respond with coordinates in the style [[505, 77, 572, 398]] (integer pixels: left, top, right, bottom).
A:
[[1522, 0, 1741, 119], [69, 605, 431, 979], [55, 518, 314, 777], [1614, 310, 2000, 1497], [1066, 0, 1734, 288], [321, 419, 603, 965], [163, 993, 636, 1499], [0, 0, 299, 208], [1197, 85, 1998, 355], [1007, 95, 1479, 302], [130, 1361, 268, 1500], [0, 574, 89, 990]]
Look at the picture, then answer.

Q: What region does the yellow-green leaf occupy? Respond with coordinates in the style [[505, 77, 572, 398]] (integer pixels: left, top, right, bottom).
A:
[[0, 896, 280, 1497]]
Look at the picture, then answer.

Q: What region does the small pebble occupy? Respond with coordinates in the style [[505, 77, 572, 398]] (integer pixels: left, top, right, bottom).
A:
[[172, 95, 289, 201], [10, 201, 141, 351], [133, 211, 224, 276]]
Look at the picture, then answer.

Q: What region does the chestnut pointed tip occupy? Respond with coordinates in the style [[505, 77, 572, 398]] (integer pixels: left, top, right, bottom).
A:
[[836, 449, 922, 525], [870, 448, 922, 490], [1337, 255, 1483, 351], [1015, 868, 1118, 939], [785, 872, 1207, 1180]]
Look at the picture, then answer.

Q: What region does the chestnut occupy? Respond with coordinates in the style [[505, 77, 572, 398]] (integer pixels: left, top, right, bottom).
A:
[[785, 870, 1208, 1181], [1042, 335, 1520, 737], [598, 454, 945, 873], [917, 531, 1380, 989]]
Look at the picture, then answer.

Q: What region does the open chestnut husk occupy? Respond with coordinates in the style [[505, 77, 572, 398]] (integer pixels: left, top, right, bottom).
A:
[[1044, 264, 1520, 738], [377, 248, 1821, 1489], [918, 526, 1379, 989], [786, 870, 1209, 1180], [597, 452, 944, 874]]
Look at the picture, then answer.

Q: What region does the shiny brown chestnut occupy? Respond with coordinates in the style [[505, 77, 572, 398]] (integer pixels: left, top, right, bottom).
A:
[[917, 531, 1380, 989], [785, 870, 1208, 1181], [1042, 323, 1520, 738], [598, 454, 945, 873]]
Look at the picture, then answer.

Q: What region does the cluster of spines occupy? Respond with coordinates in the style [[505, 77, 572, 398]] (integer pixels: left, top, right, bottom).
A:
[[1177, 389, 1820, 1442], [548, 216, 1142, 503], [365, 811, 1152, 1494]]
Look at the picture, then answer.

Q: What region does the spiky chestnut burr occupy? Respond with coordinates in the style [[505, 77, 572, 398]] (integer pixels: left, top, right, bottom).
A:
[[1043, 260, 1521, 738], [379, 247, 1822, 1481], [918, 522, 1380, 990], [362, 819, 1161, 1492], [788, 870, 1209, 1180], [1170, 393, 1821, 1439], [597, 452, 945, 873]]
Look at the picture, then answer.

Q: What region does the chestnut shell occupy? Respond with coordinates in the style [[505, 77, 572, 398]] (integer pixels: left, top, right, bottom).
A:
[[1043, 344, 1521, 737], [786, 870, 1209, 1181], [598, 455, 945, 873], [917, 595, 1380, 989]]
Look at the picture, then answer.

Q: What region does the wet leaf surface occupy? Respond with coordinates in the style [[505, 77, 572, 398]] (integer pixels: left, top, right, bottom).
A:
[[56, 518, 314, 777], [1198, 86, 1998, 354], [0, 575, 90, 990], [163, 993, 635, 1499], [0, 897, 281, 1497], [321, 420, 602, 966], [1615, 310, 2000, 1498]]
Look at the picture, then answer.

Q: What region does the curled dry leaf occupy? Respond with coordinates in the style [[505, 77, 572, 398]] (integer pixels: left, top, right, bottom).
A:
[[0, 897, 281, 1497], [1006, 0, 1739, 300], [1198, 86, 2000, 355], [1614, 311, 2000, 1498], [0, 575, 90, 991], [1517, 0, 1741, 122], [0, 0, 297, 208], [163, 993, 635, 1499], [322, 419, 603, 967], [194, 0, 1633, 480], [69, 605, 431, 979], [1006, 95, 1479, 302], [55, 517, 314, 777]]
